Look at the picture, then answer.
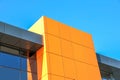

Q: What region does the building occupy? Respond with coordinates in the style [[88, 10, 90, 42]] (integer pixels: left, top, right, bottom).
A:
[[0, 16, 120, 80]]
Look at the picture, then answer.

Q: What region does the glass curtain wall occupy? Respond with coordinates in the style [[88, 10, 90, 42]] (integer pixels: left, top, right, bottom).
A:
[[0, 50, 37, 80], [101, 71, 115, 80]]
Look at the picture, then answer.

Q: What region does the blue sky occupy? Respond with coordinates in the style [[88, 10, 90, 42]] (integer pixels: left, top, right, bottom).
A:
[[0, 0, 120, 60]]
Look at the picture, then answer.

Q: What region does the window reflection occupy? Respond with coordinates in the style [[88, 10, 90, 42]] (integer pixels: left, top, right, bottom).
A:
[[21, 71, 27, 80], [101, 71, 115, 80], [0, 67, 20, 80], [0, 52, 20, 69], [0, 51, 37, 80], [21, 57, 27, 71], [0, 46, 19, 55]]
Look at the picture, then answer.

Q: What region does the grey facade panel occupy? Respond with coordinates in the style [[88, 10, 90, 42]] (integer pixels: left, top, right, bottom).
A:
[[97, 54, 120, 80], [97, 54, 120, 69], [21, 30, 42, 44], [3, 22, 42, 45], [0, 21, 42, 55], [0, 22, 5, 33], [5, 24, 22, 38], [1, 34, 19, 46]]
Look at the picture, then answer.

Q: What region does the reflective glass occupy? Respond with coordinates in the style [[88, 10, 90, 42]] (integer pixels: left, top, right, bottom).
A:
[[21, 71, 27, 80], [0, 51, 37, 80], [21, 57, 27, 71], [0, 52, 20, 69], [0, 67, 20, 80], [0, 46, 19, 55]]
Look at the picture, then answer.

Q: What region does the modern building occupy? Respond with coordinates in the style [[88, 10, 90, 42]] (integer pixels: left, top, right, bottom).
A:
[[0, 16, 120, 80]]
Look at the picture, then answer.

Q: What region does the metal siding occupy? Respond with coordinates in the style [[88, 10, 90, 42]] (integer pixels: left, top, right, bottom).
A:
[[0, 21, 42, 55]]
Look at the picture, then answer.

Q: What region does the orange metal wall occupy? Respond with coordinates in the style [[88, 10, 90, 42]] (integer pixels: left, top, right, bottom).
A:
[[29, 16, 101, 80]]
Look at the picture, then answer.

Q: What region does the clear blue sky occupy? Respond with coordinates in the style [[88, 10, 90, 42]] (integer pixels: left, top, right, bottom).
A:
[[0, 0, 120, 60]]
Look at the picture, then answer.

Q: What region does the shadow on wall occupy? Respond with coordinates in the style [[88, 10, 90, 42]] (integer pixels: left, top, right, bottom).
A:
[[27, 47, 44, 80]]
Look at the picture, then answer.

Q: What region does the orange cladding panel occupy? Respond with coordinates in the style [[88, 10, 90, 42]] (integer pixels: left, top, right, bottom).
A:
[[87, 65, 101, 80], [45, 34, 61, 55], [48, 53, 64, 76], [50, 75, 64, 80], [28, 16, 101, 80], [72, 43, 98, 66], [61, 39, 73, 59], [44, 16, 60, 37], [63, 57, 76, 79], [59, 23, 71, 40], [70, 27, 94, 49], [75, 61, 88, 80]]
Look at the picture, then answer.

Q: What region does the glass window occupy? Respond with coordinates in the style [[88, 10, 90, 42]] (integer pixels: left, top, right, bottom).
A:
[[21, 57, 27, 71], [0, 46, 19, 55], [0, 67, 20, 80], [0, 51, 20, 69], [21, 71, 27, 80], [101, 71, 115, 80], [0, 51, 37, 80]]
